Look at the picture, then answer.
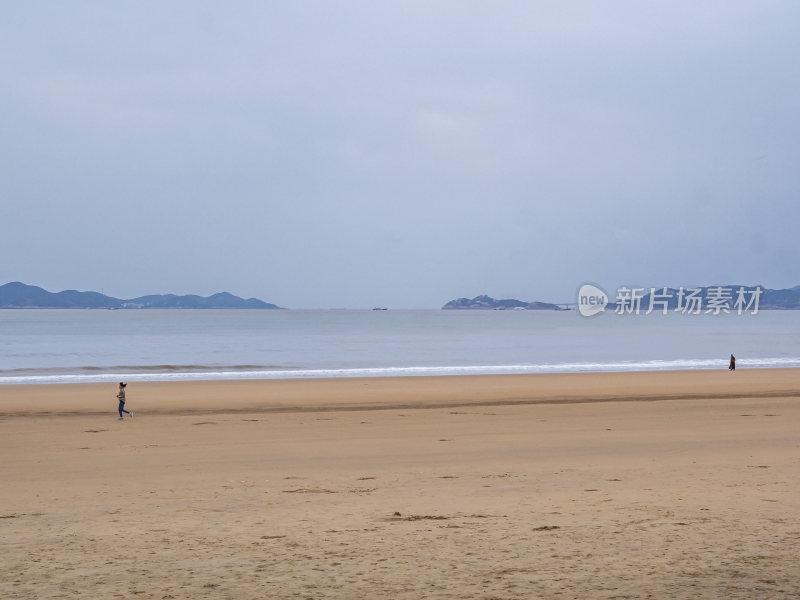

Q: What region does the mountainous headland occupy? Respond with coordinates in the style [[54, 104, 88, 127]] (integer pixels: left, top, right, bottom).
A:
[[444, 285, 800, 310], [628, 285, 800, 311], [0, 282, 281, 309]]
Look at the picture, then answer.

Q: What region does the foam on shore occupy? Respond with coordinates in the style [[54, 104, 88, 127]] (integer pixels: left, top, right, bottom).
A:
[[2, 356, 800, 385]]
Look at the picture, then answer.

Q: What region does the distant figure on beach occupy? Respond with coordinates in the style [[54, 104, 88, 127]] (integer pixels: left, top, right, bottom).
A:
[[729, 354, 736, 371], [117, 382, 133, 419]]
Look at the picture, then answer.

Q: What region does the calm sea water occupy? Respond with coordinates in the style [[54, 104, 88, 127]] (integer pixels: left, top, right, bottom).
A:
[[1, 309, 799, 384]]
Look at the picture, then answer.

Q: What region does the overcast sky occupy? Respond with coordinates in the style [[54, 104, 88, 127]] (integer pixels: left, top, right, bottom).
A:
[[2, 2, 798, 308]]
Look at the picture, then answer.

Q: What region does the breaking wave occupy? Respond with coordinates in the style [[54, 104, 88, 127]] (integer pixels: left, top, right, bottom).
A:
[[2, 357, 800, 385]]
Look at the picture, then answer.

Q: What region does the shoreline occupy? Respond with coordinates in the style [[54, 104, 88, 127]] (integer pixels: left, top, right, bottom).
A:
[[2, 367, 799, 417], [2, 359, 800, 387]]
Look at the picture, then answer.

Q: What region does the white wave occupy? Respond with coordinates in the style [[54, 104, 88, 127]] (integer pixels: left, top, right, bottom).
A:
[[2, 357, 800, 385]]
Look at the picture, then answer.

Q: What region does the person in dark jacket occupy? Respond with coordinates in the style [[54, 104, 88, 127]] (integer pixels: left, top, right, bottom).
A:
[[117, 382, 133, 419], [728, 354, 736, 371]]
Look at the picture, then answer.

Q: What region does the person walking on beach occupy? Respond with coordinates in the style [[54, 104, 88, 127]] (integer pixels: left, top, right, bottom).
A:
[[729, 354, 736, 371], [117, 382, 133, 419]]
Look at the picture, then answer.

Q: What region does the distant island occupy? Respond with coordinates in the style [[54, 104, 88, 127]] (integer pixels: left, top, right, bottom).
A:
[[444, 286, 800, 310], [442, 295, 563, 310], [0, 282, 281, 309]]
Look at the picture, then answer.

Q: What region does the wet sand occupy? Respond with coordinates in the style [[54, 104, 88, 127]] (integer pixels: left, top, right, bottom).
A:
[[2, 369, 799, 599]]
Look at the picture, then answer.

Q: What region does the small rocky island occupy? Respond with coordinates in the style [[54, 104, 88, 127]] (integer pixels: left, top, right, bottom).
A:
[[442, 295, 562, 310]]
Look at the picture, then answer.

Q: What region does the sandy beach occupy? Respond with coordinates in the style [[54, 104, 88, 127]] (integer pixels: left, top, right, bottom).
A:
[[2, 369, 799, 599]]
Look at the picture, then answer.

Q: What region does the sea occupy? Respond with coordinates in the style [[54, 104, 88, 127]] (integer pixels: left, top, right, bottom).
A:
[[1, 309, 799, 385]]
